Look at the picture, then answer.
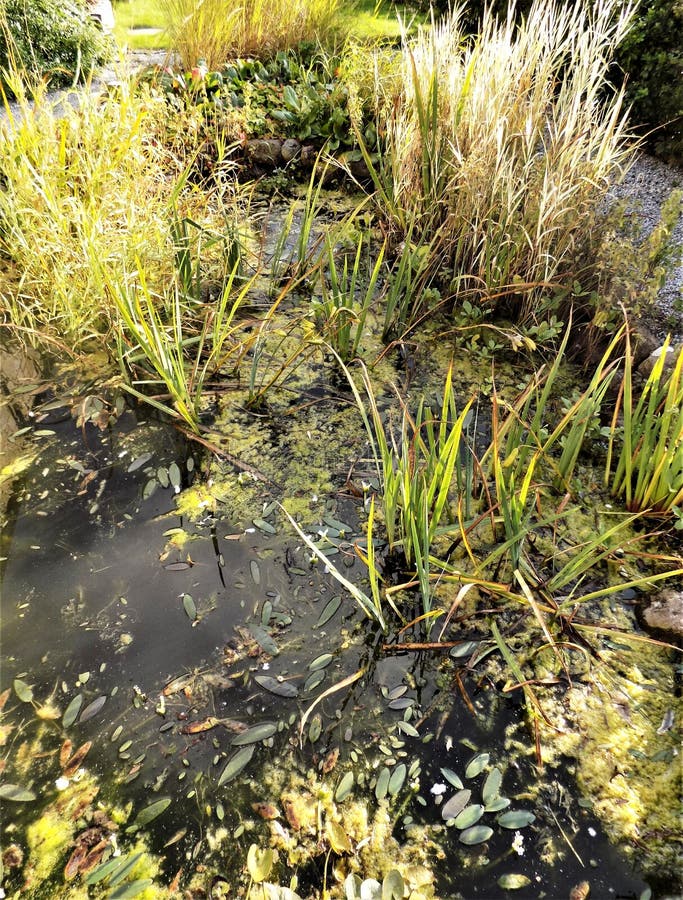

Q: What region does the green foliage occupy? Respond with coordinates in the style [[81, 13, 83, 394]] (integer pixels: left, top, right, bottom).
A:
[[0, 0, 111, 91], [612, 0, 683, 161]]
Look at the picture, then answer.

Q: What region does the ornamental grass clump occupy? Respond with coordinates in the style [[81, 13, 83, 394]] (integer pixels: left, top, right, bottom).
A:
[[164, 0, 342, 70], [366, 0, 636, 322], [0, 76, 174, 351]]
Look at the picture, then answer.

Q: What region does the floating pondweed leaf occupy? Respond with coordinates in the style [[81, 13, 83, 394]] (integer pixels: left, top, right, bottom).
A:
[[254, 675, 298, 698], [85, 855, 128, 885], [459, 825, 493, 845], [253, 518, 277, 534], [441, 789, 471, 821], [497, 810, 536, 829], [13, 679, 33, 703], [164, 562, 190, 572], [465, 752, 489, 779], [182, 594, 197, 621], [375, 767, 391, 801], [309, 653, 334, 671], [248, 624, 279, 656], [396, 721, 420, 738], [452, 804, 484, 829], [304, 670, 325, 693], [316, 595, 342, 628], [482, 767, 503, 805], [111, 726, 123, 742], [327, 819, 352, 854], [0, 783, 36, 802], [498, 874, 531, 890], [388, 763, 407, 797], [440, 768, 464, 790], [128, 797, 171, 831], [388, 697, 413, 710], [109, 879, 155, 898], [142, 479, 157, 500], [382, 870, 404, 900], [247, 845, 273, 883], [218, 745, 255, 786], [387, 685, 407, 700], [168, 462, 181, 489], [484, 796, 511, 813], [108, 855, 146, 887], [157, 467, 170, 488], [335, 770, 354, 801], [232, 722, 277, 746], [449, 641, 479, 659], [250, 560, 261, 585], [62, 694, 83, 728], [127, 453, 152, 473], [308, 713, 322, 743], [323, 515, 352, 536], [261, 600, 273, 626], [79, 696, 106, 723]]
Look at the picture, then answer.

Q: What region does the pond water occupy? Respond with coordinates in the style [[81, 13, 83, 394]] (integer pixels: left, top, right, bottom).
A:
[[0, 373, 661, 898]]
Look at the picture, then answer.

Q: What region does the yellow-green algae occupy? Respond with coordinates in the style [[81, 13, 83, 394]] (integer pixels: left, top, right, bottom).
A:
[[202, 762, 441, 899], [502, 618, 682, 883]]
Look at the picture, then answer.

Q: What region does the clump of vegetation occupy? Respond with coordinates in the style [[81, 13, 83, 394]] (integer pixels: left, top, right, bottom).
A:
[[0, 0, 111, 92], [163, 0, 342, 71], [358, 0, 636, 324]]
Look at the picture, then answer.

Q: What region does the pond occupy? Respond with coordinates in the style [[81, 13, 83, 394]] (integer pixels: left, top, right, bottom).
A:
[[1, 308, 676, 899]]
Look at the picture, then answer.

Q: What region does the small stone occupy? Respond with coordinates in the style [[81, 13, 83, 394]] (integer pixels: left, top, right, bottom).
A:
[[642, 589, 683, 638]]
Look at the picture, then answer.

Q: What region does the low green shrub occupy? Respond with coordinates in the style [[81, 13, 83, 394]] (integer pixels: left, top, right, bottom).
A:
[[612, 0, 683, 162], [0, 0, 111, 91]]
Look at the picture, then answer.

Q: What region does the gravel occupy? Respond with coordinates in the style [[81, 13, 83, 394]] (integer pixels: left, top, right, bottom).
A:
[[608, 154, 683, 343]]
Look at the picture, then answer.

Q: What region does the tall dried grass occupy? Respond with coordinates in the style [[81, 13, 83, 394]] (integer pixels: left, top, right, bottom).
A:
[[369, 0, 637, 320]]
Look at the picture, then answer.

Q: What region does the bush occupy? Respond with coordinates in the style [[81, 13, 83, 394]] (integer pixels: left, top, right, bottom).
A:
[[0, 0, 111, 91], [612, 0, 683, 162]]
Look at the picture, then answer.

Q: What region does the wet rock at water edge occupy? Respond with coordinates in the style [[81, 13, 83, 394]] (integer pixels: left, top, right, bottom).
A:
[[246, 139, 283, 166], [641, 589, 683, 639], [281, 139, 301, 163], [636, 342, 681, 378]]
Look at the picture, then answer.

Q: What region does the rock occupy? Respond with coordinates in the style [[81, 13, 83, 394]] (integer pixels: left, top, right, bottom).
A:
[[636, 342, 679, 379], [281, 139, 301, 162], [300, 145, 318, 168], [246, 139, 282, 166], [642, 589, 683, 638]]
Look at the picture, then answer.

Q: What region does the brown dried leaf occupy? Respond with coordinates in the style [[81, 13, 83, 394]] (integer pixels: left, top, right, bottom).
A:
[[322, 747, 340, 775], [64, 845, 88, 880], [570, 882, 590, 900], [252, 802, 280, 820], [59, 740, 73, 769], [63, 741, 92, 777], [180, 716, 221, 734]]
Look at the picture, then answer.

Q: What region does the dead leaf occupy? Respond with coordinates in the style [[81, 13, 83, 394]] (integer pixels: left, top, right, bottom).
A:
[[63, 741, 92, 777]]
